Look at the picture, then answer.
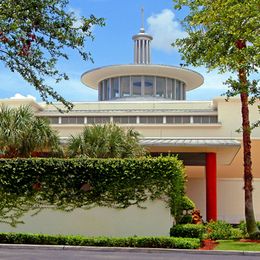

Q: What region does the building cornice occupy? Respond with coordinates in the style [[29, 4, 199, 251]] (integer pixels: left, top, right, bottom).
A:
[[81, 64, 204, 91]]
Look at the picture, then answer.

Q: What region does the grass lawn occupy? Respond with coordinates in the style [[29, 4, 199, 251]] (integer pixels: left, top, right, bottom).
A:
[[215, 240, 260, 251]]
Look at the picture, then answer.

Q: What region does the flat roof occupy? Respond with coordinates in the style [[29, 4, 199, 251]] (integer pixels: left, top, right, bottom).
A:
[[81, 64, 204, 91]]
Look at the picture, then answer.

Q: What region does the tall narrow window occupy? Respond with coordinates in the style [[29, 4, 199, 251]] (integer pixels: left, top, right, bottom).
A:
[[132, 76, 142, 96], [156, 77, 166, 97], [103, 80, 109, 100], [182, 83, 186, 100], [144, 76, 154, 96], [176, 80, 181, 100], [111, 77, 120, 98], [166, 79, 173, 99], [98, 83, 103, 101], [120, 77, 130, 97]]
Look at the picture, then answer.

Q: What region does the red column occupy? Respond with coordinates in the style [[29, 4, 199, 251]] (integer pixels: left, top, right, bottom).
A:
[[206, 153, 217, 221]]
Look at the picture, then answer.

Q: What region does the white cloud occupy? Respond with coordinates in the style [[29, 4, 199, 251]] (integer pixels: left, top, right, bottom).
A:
[[69, 8, 84, 28], [147, 9, 187, 53], [10, 93, 36, 100], [186, 68, 233, 100], [195, 68, 231, 90], [69, 7, 97, 33], [48, 77, 98, 102]]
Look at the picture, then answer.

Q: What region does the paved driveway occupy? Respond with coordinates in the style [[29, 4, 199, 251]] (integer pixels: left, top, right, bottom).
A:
[[0, 247, 259, 260]]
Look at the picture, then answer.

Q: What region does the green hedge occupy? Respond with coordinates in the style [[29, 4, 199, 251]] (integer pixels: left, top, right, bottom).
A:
[[0, 157, 185, 226], [170, 224, 205, 240], [0, 233, 200, 249], [205, 220, 233, 240]]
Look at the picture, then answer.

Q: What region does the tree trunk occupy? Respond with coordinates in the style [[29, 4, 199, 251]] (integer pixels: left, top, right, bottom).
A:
[[239, 69, 259, 235]]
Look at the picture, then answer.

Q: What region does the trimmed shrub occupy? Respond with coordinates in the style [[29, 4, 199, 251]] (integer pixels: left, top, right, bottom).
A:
[[177, 196, 195, 224], [181, 196, 195, 211], [0, 156, 186, 226], [170, 224, 205, 240], [0, 233, 200, 249], [179, 214, 193, 224], [205, 220, 232, 240], [230, 228, 243, 239]]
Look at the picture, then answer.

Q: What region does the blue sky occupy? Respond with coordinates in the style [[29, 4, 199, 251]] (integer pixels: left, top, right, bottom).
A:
[[0, 0, 234, 102]]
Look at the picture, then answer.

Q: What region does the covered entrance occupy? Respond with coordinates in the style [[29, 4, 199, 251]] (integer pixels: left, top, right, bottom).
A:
[[141, 138, 241, 222]]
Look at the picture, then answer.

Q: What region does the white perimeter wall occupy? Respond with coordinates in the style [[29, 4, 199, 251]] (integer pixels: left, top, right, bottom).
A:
[[0, 200, 172, 237], [1, 179, 259, 237]]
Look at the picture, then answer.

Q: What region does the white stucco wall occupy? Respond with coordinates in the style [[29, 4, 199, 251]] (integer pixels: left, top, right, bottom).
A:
[[187, 178, 260, 223], [0, 200, 172, 237]]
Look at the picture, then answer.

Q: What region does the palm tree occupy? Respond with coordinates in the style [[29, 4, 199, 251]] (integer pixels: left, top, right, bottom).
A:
[[67, 123, 145, 158], [0, 105, 61, 158]]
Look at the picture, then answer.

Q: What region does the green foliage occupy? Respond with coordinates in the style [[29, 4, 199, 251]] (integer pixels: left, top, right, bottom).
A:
[[179, 214, 193, 224], [0, 233, 200, 249], [0, 156, 186, 226], [0, 105, 62, 157], [205, 220, 233, 240], [249, 232, 260, 240], [239, 220, 260, 238], [170, 224, 205, 240], [181, 196, 195, 211], [230, 228, 243, 240], [173, 0, 260, 116], [173, 0, 260, 236], [175, 195, 195, 224], [67, 124, 145, 158], [173, 0, 260, 74], [0, 0, 105, 110]]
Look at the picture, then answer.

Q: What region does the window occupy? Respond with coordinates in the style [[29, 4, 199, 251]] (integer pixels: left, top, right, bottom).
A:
[[166, 79, 173, 99], [139, 116, 163, 124], [120, 77, 130, 97], [113, 116, 136, 124], [61, 117, 84, 124], [182, 83, 186, 100], [176, 80, 181, 100], [193, 116, 218, 124], [209, 116, 218, 123], [132, 76, 142, 96], [144, 76, 154, 96], [87, 116, 110, 124], [98, 83, 103, 101], [111, 77, 120, 98], [47, 117, 59, 124], [156, 77, 166, 97], [166, 116, 190, 124], [101, 80, 106, 100]]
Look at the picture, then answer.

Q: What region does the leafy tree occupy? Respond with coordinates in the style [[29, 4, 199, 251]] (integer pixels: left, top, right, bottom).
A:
[[172, 0, 260, 235], [0, 105, 61, 157], [0, 0, 104, 110], [68, 123, 145, 158]]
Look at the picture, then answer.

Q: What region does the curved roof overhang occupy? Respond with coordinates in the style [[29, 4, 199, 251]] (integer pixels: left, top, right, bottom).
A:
[[81, 64, 204, 91]]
